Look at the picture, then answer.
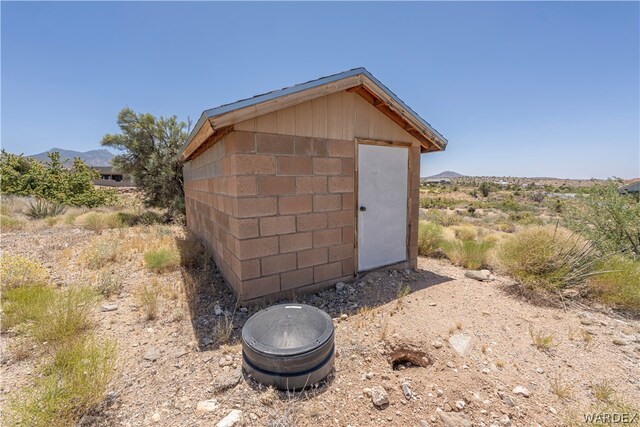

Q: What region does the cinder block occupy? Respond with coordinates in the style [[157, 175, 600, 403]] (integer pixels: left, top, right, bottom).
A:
[[256, 133, 295, 154], [281, 268, 314, 291], [235, 197, 277, 218], [312, 158, 342, 175], [259, 216, 296, 237], [233, 154, 276, 175], [296, 176, 327, 194], [239, 258, 261, 280], [312, 139, 329, 157], [277, 156, 312, 176], [342, 158, 354, 176], [297, 213, 327, 231], [257, 176, 296, 196], [314, 262, 342, 282], [298, 247, 328, 268], [329, 243, 353, 262], [342, 193, 354, 210], [342, 258, 355, 276], [328, 176, 354, 193], [313, 194, 342, 212], [242, 275, 281, 300], [225, 131, 256, 155], [342, 226, 354, 244], [229, 217, 259, 239], [327, 140, 354, 158], [279, 232, 313, 253], [313, 228, 342, 248], [294, 137, 312, 156], [279, 195, 312, 215], [261, 253, 297, 275], [237, 236, 278, 260], [327, 210, 353, 228], [228, 176, 257, 196]]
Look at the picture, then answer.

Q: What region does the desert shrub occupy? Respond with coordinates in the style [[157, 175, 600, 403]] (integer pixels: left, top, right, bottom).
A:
[[423, 210, 461, 227], [567, 183, 640, 256], [25, 198, 68, 219], [0, 150, 116, 207], [497, 198, 525, 212], [441, 239, 494, 269], [498, 226, 598, 291], [115, 210, 164, 227], [31, 287, 97, 344], [96, 270, 124, 298], [1, 214, 25, 230], [1, 254, 49, 289], [451, 224, 478, 241], [10, 336, 116, 427], [420, 196, 459, 209], [1, 284, 56, 333], [137, 283, 159, 320], [83, 239, 119, 269], [177, 234, 206, 267], [479, 182, 493, 197], [588, 256, 640, 312], [508, 211, 543, 225], [81, 212, 124, 232], [144, 248, 180, 272], [418, 221, 443, 256]]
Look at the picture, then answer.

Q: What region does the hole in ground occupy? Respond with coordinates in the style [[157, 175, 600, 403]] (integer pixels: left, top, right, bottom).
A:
[[389, 348, 431, 370]]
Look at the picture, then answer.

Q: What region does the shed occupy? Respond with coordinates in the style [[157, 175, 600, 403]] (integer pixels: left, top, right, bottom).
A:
[[181, 68, 447, 302]]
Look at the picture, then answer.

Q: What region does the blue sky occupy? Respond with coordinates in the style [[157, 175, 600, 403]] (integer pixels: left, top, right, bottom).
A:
[[2, 1, 638, 179]]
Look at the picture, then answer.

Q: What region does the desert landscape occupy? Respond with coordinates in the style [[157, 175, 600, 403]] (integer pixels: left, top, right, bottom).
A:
[[1, 175, 639, 427]]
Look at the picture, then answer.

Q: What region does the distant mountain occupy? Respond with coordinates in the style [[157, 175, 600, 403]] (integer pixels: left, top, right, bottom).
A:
[[423, 171, 465, 179], [28, 148, 115, 167]]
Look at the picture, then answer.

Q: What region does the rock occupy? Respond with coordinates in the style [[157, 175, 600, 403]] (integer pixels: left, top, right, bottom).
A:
[[143, 348, 161, 362], [219, 356, 234, 367], [536, 367, 544, 374], [365, 372, 374, 380], [212, 366, 243, 392], [464, 269, 491, 281], [512, 386, 530, 397], [363, 388, 373, 397], [455, 400, 466, 411], [101, 304, 118, 312], [196, 399, 219, 414], [216, 409, 242, 427], [214, 305, 224, 316], [371, 386, 389, 408], [449, 334, 475, 357], [402, 382, 413, 400], [432, 340, 443, 349], [436, 389, 444, 397], [340, 314, 348, 321], [336, 282, 345, 292], [481, 368, 490, 374], [613, 338, 631, 346], [497, 391, 514, 407], [436, 408, 472, 427], [501, 414, 512, 426], [443, 402, 453, 412], [151, 412, 161, 422]]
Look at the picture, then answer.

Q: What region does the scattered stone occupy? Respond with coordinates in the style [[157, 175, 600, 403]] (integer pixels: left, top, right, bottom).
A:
[[464, 269, 491, 281], [446, 361, 456, 369], [371, 386, 389, 408], [340, 314, 348, 321], [432, 340, 443, 349], [219, 356, 234, 367], [501, 414, 512, 426], [449, 334, 475, 357], [548, 406, 557, 414], [216, 409, 242, 427], [363, 388, 373, 397], [214, 304, 224, 316], [365, 372, 374, 380], [429, 302, 437, 306], [536, 367, 544, 374], [151, 412, 161, 422], [436, 389, 444, 397], [481, 368, 491, 374], [196, 399, 219, 414], [101, 304, 118, 312], [512, 386, 530, 397], [336, 282, 345, 292], [212, 366, 243, 392], [613, 338, 631, 346], [497, 391, 514, 407], [436, 408, 472, 427], [443, 402, 453, 412], [455, 400, 466, 411], [143, 348, 161, 362], [402, 382, 413, 400]]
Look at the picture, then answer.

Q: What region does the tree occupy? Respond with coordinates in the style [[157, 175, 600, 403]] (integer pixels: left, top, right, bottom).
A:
[[479, 182, 492, 197], [101, 108, 190, 217]]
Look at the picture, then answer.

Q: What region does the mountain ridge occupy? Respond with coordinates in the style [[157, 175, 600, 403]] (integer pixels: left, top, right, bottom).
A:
[[28, 148, 115, 167]]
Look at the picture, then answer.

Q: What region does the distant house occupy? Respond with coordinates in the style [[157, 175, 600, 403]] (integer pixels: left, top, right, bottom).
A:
[[619, 181, 640, 194], [93, 167, 132, 187], [421, 178, 452, 185]]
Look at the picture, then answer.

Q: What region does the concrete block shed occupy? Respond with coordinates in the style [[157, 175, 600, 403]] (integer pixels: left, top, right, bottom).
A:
[[180, 68, 447, 302]]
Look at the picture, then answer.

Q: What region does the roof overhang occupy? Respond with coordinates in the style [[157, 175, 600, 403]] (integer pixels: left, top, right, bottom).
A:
[[181, 68, 447, 161]]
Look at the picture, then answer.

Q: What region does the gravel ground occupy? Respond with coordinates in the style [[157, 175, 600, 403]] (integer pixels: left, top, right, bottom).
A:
[[1, 224, 639, 426]]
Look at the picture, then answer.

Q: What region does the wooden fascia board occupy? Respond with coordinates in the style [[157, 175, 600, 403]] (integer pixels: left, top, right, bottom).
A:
[[210, 75, 363, 129], [183, 125, 232, 162], [182, 120, 215, 160]]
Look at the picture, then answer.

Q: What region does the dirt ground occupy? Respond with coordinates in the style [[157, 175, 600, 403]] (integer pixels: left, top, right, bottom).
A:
[[1, 225, 639, 426]]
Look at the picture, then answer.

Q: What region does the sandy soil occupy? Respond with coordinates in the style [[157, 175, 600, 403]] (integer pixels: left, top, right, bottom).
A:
[[1, 225, 639, 426]]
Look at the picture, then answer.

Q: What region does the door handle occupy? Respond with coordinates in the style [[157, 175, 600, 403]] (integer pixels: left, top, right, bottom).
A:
[[359, 206, 367, 212]]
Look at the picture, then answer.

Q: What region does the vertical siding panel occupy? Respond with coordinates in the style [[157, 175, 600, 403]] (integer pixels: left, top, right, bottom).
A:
[[355, 95, 370, 139], [311, 97, 328, 138], [342, 91, 355, 141], [276, 106, 296, 135], [294, 101, 312, 137], [327, 92, 343, 140], [256, 112, 278, 133], [235, 119, 256, 132]]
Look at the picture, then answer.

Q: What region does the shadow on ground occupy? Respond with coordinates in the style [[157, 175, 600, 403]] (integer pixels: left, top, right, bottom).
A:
[[177, 234, 453, 352]]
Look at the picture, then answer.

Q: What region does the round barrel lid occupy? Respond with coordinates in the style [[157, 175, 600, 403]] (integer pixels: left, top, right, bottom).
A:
[[242, 304, 334, 357]]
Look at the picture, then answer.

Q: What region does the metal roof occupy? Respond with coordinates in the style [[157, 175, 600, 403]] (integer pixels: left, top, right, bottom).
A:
[[183, 67, 447, 154]]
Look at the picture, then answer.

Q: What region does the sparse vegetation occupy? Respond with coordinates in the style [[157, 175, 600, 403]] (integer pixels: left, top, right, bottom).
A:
[[417, 221, 443, 256], [83, 238, 119, 269], [1, 284, 56, 333], [441, 238, 493, 270], [1, 254, 49, 288], [530, 327, 554, 350], [144, 247, 181, 272], [26, 199, 68, 219], [550, 375, 573, 400], [81, 212, 124, 232], [588, 256, 640, 313], [592, 381, 615, 403], [214, 312, 235, 345], [138, 283, 159, 320]]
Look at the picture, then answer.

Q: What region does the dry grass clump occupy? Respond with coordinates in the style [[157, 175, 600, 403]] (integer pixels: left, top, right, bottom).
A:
[[1, 284, 56, 333], [591, 381, 615, 403], [1, 254, 49, 289], [95, 269, 124, 298], [418, 221, 443, 256], [441, 238, 494, 270], [588, 256, 640, 313], [83, 238, 119, 269], [137, 282, 159, 320], [498, 225, 598, 291], [32, 287, 97, 344], [1, 214, 25, 230], [81, 212, 124, 232], [451, 224, 478, 241], [550, 374, 573, 400], [10, 336, 116, 427], [529, 326, 555, 351], [144, 248, 181, 272], [25, 199, 68, 219]]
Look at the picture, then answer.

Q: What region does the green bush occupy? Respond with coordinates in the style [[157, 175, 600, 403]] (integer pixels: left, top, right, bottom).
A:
[[420, 196, 459, 209], [116, 210, 164, 226], [26, 199, 68, 219], [1, 284, 56, 333], [31, 287, 97, 344], [0, 150, 116, 207], [589, 256, 640, 313], [144, 248, 180, 272], [82, 212, 124, 232], [418, 221, 443, 256], [498, 226, 598, 291], [441, 239, 494, 269]]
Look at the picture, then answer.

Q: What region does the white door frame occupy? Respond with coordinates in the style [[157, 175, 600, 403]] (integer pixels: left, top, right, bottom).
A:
[[354, 138, 411, 273]]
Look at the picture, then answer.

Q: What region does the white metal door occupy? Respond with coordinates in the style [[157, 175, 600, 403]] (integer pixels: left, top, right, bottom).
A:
[[357, 144, 408, 271]]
